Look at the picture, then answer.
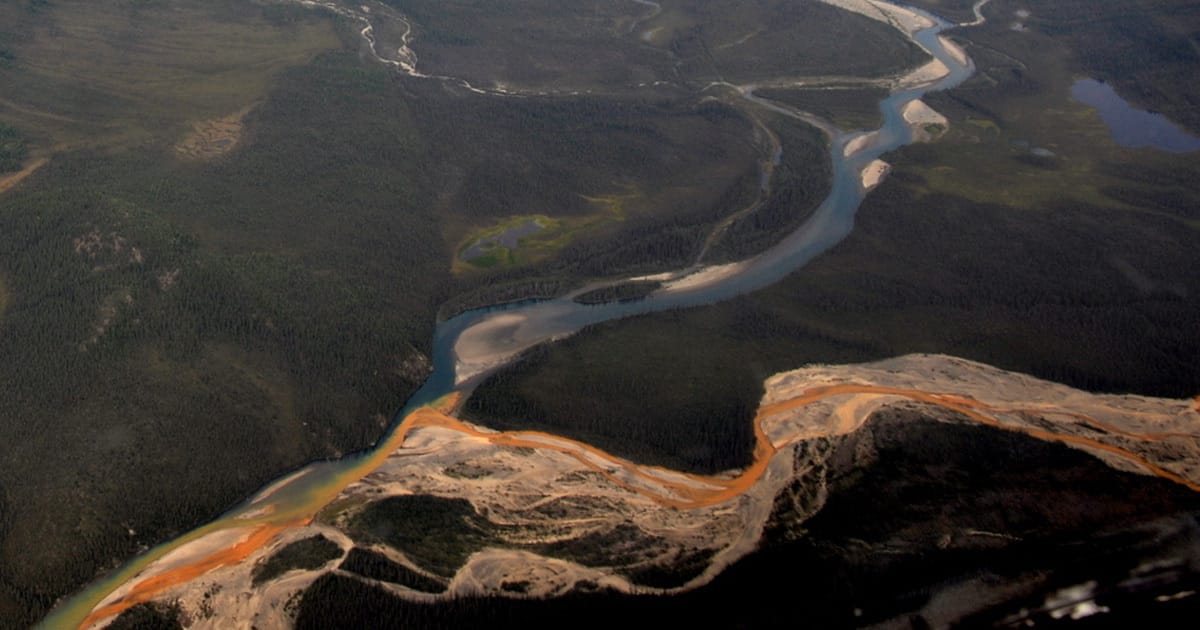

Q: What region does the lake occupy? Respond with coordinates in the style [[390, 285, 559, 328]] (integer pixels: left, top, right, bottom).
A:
[[1071, 78, 1200, 153]]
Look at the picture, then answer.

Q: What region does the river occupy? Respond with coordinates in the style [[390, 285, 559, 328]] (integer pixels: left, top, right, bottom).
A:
[[41, 2, 981, 627]]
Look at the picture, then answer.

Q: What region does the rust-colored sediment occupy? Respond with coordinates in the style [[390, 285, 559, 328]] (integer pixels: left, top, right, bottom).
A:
[[79, 383, 1200, 627], [80, 519, 309, 629]]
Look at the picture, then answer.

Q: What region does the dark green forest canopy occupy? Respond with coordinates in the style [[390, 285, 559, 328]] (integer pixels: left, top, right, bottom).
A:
[[0, 124, 25, 172]]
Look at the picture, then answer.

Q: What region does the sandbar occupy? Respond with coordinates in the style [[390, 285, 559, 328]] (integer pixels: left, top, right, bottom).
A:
[[860, 159, 891, 190]]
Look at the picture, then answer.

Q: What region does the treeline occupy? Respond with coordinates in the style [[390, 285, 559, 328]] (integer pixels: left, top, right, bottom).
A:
[[339, 548, 447, 594], [754, 86, 887, 131], [251, 535, 343, 586], [707, 111, 831, 262], [1099, 160, 1200, 221], [0, 123, 25, 172], [572, 280, 661, 305], [639, 0, 928, 88], [105, 602, 182, 630]]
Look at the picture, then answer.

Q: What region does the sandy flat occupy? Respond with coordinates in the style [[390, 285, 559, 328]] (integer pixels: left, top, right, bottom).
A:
[[660, 261, 748, 293], [860, 159, 891, 190], [818, 0, 936, 34], [939, 35, 969, 67], [898, 57, 951, 88], [843, 131, 880, 157], [902, 99, 948, 126], [453, 312, 533, 383], [866, 0, 937, 33]]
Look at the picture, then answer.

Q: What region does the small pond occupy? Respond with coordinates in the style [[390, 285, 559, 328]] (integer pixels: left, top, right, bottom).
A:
[[460, 219, 545, 261]]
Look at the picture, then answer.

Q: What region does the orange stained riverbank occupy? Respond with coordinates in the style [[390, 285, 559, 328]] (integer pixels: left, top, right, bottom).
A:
[[74, 383, 1200, 628], [79, 519, 308, 629], [758, 384, 1200, 493], [65, 396, 463, 629]]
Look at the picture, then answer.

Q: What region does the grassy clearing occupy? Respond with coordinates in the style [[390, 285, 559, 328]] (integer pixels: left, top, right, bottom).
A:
[[0, 0, 339, 151], [454, 195, 634, 273], [414, 91, 771, 287], [456, 215, 557, 270]]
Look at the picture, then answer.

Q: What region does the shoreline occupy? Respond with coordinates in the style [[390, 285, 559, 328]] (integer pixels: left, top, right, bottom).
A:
[[939, 34, 969, 67]]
